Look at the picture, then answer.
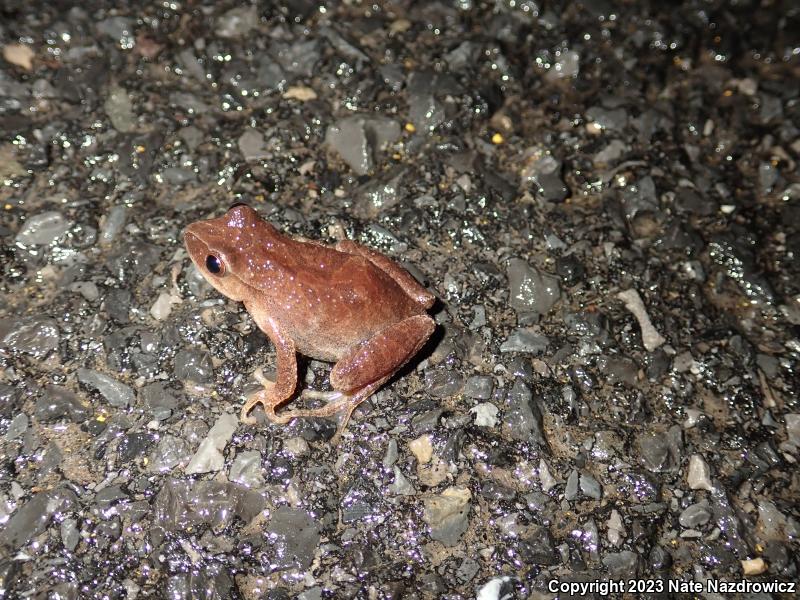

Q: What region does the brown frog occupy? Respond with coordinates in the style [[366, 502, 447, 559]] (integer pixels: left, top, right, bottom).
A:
[[184, 204, 436, 436]]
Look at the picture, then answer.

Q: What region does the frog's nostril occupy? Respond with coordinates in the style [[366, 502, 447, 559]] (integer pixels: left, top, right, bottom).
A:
[[206, 254, 224, 275]]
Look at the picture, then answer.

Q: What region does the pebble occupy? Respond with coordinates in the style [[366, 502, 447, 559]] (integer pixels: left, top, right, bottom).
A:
[[520, 152, 569, 202], [2, 43, 35, 70], [265, 506, 320, 569], [238, 129, 269, 162], [388, 467, 416, 496], [408, 435, 433, 464], [4, 414, 29, 441], [475, 576, 513, 600], [686, 454, 714, 491], [16, 210, 73, 246], [77, 368, 135, 408], [229, 450, 264, 488], [502, 379, 546, 447], [740, 557, 767, 576], [784, 414, 800, 446], [1, 317, 59, 358], [215, 5, 259, 39], [464, 376, 493, 400], [565, 469, 579, 501], [617, 289, 666, 352], [500, 328, 548, 354], [150, 291, 181, 321], [586, 105, 628, 132], [185, 413, 238, 475], [104, 84, 135, 132], [603, 550, 638, 577], [469, 403, 499, 428], [282, 436, 310, 458], [580, 473, 603, 499], [607, 510, 625, 546], [324, 115, 400, 175], [382, 438, 398, 468], [147, 435, 190, 473], [422, 486, 471, 547], [408, 93, 445, 133], [173, 349, 214, 383], [99, 205, 127, 243], [0, 488, 77, 550], [679, 502, 712, 528], [507, 258, 561, 316], [538, 459, 558, 492]]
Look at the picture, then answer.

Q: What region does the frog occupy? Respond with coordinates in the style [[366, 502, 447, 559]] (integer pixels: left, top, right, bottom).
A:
[[183, 203, 436, 437]]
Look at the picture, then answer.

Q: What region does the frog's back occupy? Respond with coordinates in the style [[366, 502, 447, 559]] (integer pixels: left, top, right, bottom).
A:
[[263, 239, 425, 361]]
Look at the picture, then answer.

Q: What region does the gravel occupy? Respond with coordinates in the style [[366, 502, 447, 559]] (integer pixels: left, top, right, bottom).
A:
[[0, 1, 797, 597]]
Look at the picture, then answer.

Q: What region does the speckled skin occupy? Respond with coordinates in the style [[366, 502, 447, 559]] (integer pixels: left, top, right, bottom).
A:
[[184, 204, 435, 432]]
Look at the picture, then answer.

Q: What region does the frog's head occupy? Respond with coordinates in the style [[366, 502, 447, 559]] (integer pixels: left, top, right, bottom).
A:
[[184, 203, 271, 302]]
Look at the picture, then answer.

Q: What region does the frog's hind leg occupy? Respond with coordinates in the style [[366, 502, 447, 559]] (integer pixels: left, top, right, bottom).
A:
[[272, 314, 435, 438]]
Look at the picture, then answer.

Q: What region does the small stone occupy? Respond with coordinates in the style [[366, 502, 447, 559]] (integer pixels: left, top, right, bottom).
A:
[[476, 576, 513, 600], [464, 376, 493, 400], [741, 557, 767, 576], [607, 510, 625, 546], [185, 413, 238, 475], [173, 349, 214, 383], [60, 518, 79, 551], [409, 435, 433, 464], [3, 44, 35, 70], [1, 317, 59, 358], [264, 506, 320, 570], [520, 151, 569, 202], [150, 291, 181, 321], [679, 502, 712, 528], [565, 470, 579, 501], [282, 436, 309, 457], [602, 551, 638, 577], [148, 435, 190, 473], [382, 438, 398, 468], [580, 473, 602, 499], [105, 84, 136, 133], [388, 466, 416, 496], [324, 115, 400, 175], [4, 414, 28, 441], [617, 289, 666, 352], [15, 212, 72, 246], [238, 130, 269, 162], [422, 486, 471, 547], [507, 258, 561, 315], [408, 94, 445, 133], [539, 459, 557, 492], [229, 450, 264, 488], [282, 85, 317, 101], [500, 328, 548, 354], [686, 454, 713, 491], [502, 379, 546, 447], [216, 5, 259, 39], [785, 414, 800, 446], [77, 369, 135, 408], [470, 403, 499, 428]]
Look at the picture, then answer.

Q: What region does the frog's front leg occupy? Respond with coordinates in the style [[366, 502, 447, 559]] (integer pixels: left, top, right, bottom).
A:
[[276, 314, 436, 433], [241, 311, 298, 424]]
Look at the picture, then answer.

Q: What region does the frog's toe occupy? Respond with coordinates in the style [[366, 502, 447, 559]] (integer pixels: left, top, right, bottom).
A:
[[240, 403, 259, 424]]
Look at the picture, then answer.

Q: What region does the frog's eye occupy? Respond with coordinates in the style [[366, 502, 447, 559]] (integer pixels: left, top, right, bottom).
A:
[[229, 202, 249, 210], [205, 254, 225, 275]]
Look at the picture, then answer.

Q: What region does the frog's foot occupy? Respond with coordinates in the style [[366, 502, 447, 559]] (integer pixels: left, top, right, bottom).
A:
[[241, 368, 293, 425], [276, 378, 388, 441]]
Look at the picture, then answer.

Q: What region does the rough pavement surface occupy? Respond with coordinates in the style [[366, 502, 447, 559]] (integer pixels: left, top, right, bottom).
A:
[[0, 1, 798, 598]]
